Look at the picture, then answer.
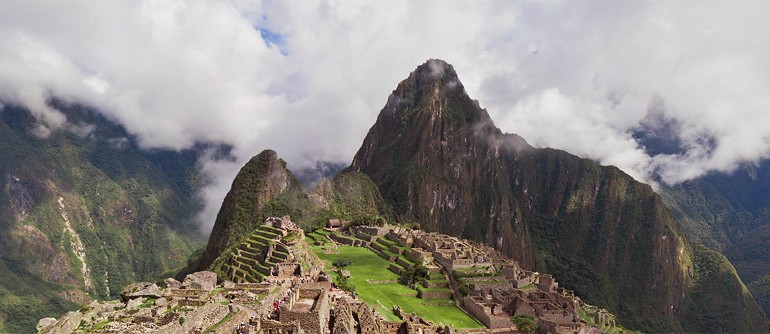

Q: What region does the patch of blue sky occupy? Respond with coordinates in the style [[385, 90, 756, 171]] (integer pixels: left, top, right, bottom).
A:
[[259, 28, 288, 56]]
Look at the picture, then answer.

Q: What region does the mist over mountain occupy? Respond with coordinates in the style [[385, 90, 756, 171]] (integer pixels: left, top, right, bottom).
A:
[[0, 103, 205, 332], [197, 59, 768, 333], [4, 2, 770, 228], [345, 59, 768, 332], [2, 2, 770, 332]]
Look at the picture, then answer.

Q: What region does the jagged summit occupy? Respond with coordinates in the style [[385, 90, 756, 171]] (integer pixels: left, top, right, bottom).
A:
[[409, 58, 459, 81], [352, 59, 529, 173], [379, 58, 478, 124]]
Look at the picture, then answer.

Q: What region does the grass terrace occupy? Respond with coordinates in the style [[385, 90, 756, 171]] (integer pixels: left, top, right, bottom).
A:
[[312, 243, 482, 328]]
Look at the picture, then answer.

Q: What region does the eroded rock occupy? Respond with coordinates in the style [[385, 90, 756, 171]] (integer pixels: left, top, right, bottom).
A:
[[36, 317, 57, 332], [182, 271, 217, 291], [40, 311, 81, 334], [165, 277, 182, 289], [121, 282, 162, 301]]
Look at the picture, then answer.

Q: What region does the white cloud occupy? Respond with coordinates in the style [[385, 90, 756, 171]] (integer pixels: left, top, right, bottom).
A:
[[1, 1, 770, 232]]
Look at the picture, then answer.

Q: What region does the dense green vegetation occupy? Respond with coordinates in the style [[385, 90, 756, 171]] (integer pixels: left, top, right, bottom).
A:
[[0, 258, 79, 333], [0, 104, 205, 332], [678, 245, 769, 333], [510, 314, 539, 334], [662, 163, 770, 317]]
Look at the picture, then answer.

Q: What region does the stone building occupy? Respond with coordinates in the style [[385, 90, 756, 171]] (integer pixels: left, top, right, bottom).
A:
[[279, 284, 332, 334]]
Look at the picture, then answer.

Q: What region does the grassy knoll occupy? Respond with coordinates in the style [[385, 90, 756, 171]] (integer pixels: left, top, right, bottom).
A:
[[312, 244, 481, 328]]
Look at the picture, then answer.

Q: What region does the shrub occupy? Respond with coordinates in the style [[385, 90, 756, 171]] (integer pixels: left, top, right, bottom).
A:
[[333, 258, 352, 269], [510, 314, 539, 334]]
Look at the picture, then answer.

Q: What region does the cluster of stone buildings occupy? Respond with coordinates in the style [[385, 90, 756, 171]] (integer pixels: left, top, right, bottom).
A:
[[387, 227, 493, 272], [382, 226, 616, 334], [39, 220, 618, 334]]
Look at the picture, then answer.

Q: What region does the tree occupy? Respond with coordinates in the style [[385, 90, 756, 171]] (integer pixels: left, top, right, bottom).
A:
[[399, 264, 429, 286], [333, 258, 352, 268], [511, 314, 539, 334]]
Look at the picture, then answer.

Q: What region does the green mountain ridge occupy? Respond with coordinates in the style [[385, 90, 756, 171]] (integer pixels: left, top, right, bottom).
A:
[[0, 103, 205, 332], [663, 162, 770, 319]]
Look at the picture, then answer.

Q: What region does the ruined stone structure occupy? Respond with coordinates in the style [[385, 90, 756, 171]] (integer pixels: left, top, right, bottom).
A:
[[279, 284, 332, 334], [40, 224, 617, 334], [389, 229, 492, 271]]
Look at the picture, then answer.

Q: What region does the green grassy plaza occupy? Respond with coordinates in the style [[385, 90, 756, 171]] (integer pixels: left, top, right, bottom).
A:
[[309, 235, 482, 328]]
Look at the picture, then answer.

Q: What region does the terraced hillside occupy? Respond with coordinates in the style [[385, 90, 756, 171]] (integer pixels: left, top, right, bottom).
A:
[[307, 228, 483, 328], [308, 224, 630, 332], [210, 220, 322, 284]]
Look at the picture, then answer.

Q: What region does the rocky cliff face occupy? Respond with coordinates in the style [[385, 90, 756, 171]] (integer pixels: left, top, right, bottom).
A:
[[349, 59, 768, 332]]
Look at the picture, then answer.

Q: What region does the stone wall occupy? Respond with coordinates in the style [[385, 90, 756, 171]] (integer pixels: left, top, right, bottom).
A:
[[463, 296, 513, 329], [370, 241, 387, 253], [419, 289, 453, 299], [395, 256, 413, 268], [360, 226, 388, 237], [388, 264, 403, 274], [355, 230, 377, 242], [259, 318, 306, 334], [469, 282, 513, 291], [280, 287, 330, 334], [180, 300, 229, 333]]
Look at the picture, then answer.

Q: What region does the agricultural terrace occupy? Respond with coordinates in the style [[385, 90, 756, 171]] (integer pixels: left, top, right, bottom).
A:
[[307, 230, 482, 329]]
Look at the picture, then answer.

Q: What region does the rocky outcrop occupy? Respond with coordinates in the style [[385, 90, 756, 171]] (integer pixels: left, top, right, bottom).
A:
[[4, 174, 41, 220], [182, 271, 217, 291], [120, 282, 162, 301], [35, 318, 57, 333], [39, 311, 81, 334], [164, 277, 182, 289], [348, 59, 768, 332]]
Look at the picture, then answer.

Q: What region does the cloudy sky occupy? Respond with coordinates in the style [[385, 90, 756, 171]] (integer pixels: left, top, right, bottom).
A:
[[2, 1, 770, 231]]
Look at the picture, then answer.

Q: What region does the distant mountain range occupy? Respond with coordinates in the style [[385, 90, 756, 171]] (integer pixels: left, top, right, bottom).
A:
[[662, 161, 770, 317]]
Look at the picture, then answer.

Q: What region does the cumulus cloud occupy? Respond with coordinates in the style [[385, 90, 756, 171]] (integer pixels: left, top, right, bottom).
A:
[[1, 1, 769, 232]]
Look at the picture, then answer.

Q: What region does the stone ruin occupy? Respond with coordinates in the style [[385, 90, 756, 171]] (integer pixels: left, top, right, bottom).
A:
[[40, 223, 619, 334]]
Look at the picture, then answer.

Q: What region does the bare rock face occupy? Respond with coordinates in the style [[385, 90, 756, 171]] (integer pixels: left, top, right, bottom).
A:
[[120, 282, 162, 301], [182, 271, 217, 291], [125, 296, 145, 310], [39, 311, 82, 334], [4, 174, 41, 220], [165, 277, 182, 289], [36, 318, 57, 333]]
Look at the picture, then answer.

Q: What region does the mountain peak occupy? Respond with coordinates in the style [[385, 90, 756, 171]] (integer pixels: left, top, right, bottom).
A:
[[396, 59, 463, 96], [414, 58, 457, 80]]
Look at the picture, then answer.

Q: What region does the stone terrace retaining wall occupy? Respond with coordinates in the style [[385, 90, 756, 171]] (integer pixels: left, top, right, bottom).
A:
[[418, 289, 453, 299]]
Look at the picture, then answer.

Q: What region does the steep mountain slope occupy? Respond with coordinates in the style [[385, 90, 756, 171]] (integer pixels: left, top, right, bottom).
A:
[[0, 103, 205, 332], [200, 149, 389, 273], [662, 161, 770, 316], [201, 149, 301, 269], [348, 59, 768, 332]]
